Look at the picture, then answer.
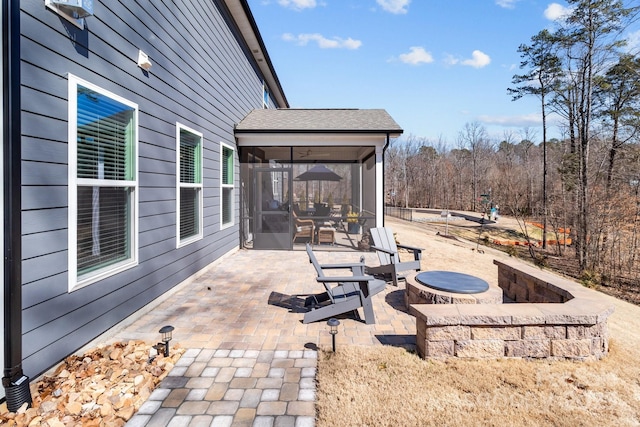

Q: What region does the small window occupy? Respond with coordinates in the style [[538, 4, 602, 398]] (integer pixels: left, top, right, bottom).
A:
[[68, 74, 138, 290], [177, 124, 203, 246], [221, 142, 235, 228], [263, 82, 269, 108]]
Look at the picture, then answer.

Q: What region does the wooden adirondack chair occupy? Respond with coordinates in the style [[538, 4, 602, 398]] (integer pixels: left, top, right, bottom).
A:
[[366, 227, 423, 287], [303, 244, 385, 324]]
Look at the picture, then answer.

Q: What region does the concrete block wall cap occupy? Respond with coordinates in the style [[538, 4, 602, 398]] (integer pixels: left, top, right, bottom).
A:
[[564, 299, 615, 321], [598, 305, 615, 322], [409, 304, 461, 325], [457, 314, 512, 326], [537, 304, 597, 325], [568, 288, 613, 302], [502, 304, 548, 325], [455, 304, 513, 325], [425, 316, 462, 326]]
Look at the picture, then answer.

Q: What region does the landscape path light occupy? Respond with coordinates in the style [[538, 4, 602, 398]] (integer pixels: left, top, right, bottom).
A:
[[158, 325, 174, 357], [327, 318, 340, 353]]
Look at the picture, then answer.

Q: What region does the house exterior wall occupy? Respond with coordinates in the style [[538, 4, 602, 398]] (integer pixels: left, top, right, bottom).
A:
[[19, 0, 271, 377]]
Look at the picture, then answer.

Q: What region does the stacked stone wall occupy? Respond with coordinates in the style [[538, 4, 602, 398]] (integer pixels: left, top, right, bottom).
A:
[[410, 260, 614, 361]]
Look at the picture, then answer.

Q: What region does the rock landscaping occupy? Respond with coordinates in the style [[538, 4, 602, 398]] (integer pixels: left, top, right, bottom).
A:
[[0, 340, 184, 427]]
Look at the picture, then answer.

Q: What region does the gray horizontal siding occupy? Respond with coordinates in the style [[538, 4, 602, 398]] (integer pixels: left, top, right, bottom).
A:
[[139, 199, 175, 218], [139, 212, 174, 233], [22, 251, 67, 287], [22, 137, 67, 164], [22, 273, 69, 313], [22, 186, 67, 210], [22, 161, 67, 186], [19, 0, 268, 376], [139, 226, 175, 249], [139, 173, 176, 189], [22, 208, 67, 235], [23, 229, 67, 260], [23, 239, 233, 367]]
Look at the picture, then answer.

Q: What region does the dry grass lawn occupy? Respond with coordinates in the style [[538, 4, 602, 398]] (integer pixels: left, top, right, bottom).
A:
[[316, 340, 640, 426], [315, 216, 640, 427]]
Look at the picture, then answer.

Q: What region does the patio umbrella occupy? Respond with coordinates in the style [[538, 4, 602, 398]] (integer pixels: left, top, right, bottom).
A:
[[295, 164, 342, 205]]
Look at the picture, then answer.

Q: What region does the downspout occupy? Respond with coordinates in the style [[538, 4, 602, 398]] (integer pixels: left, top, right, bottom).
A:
[[2, 0, 31, 411], [381, 133, 390, 226]]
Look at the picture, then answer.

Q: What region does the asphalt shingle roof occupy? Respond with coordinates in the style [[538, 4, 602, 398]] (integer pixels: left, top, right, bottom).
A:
[[235, 108, 403, 134]]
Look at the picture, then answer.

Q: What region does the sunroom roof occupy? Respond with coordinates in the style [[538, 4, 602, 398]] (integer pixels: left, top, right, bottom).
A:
[[235, 108, 403, 136]]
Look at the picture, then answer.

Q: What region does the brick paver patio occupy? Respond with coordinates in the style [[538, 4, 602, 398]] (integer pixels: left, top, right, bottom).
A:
[[107, 248, 416, 426]]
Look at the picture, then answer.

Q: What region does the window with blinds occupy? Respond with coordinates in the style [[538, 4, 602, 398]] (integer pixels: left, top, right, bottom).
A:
[[69, 75, 138, 290], [177, 124, 203, 245], [221, 143, 234, 227]]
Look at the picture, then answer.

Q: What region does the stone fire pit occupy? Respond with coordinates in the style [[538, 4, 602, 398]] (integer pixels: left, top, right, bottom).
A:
[[409, 259, 615, 361], [405, 270, 503, 307]]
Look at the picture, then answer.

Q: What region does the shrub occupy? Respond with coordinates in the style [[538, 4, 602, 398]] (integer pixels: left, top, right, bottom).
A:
[[580, 270, 602, 288]]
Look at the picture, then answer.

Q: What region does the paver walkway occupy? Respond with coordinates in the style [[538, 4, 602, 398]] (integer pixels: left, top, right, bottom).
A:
[[126, 349, 316, 427], [103, 248, 417, 426]]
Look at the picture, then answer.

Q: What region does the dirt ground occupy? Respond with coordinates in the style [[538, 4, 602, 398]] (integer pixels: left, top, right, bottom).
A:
[[386, 211, 518, 286], [397, 209, 639, 304]]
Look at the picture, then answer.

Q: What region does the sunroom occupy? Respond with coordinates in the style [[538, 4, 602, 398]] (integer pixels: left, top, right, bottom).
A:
[[235, 108, 403, 250]]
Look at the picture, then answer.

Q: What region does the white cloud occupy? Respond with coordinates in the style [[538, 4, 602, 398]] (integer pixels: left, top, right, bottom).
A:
[[544, 3, 573, 20], [399, 47, 434, 65], [282, 33, 362, 49], [461, 50, 491, 68], [625, 29, 640, 53], [444, 54, 459, 66], [376, 0, 410, 14], [278, 0, 316, 11], [496, 0, 519, 9], [478, 113, 541, 127]]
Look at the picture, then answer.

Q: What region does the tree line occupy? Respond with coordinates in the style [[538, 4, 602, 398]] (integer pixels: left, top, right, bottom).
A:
[[385, 0, 640, 286]]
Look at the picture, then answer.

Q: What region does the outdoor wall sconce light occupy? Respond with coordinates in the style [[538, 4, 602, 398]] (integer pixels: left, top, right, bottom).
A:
[[137, 50, 153, 71], [156, 325, 174, 357], [327, 318, 340, 353], [45, 0, 93, 29]]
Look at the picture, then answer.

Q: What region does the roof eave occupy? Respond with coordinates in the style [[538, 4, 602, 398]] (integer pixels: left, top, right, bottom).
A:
[[223, 0, 289, 108], [234, 129, 404, 137]]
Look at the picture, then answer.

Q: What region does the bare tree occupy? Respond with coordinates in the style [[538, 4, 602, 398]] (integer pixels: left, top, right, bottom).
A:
[[457, 122, 492, 211], [553, 0, 636, 271], [510, 29, 563, 248]]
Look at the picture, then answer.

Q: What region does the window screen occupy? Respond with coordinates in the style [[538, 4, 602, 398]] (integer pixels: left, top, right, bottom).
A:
[[221, 144, 234, 226], [178, 125, 203, 244]]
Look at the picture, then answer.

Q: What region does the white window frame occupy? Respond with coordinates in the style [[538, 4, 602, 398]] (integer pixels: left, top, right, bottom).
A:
[[220, 141, 235, 229], [68, 74, 139, 291], [176, 123, 204, 247]]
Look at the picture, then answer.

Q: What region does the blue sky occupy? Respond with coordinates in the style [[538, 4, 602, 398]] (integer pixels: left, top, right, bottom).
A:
[[247, 0, 640, 146]]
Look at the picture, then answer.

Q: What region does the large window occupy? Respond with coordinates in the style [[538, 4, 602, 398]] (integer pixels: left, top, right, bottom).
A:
[[177, 124, 203, 245], [221, 142, 235, 228], [68, 75, 138, 290]]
